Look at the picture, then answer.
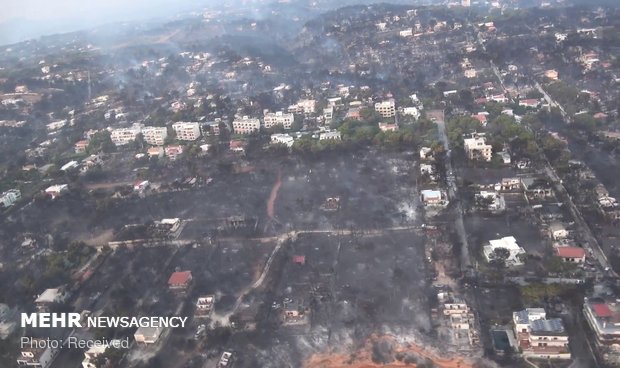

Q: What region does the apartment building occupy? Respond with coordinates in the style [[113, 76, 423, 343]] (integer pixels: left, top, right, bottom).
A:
[[319, 130, 341, 140], [464, 134, 492, 161], [203, 121, 222, 136], [172, 122, 201, 141], [437, 292, 479, 349], [110, 125, 142, 146], [263, 111, 294, 129], [584, 297, 620, 347], [141, 126, 168, 146], [513, 308, 570, 359], [232, 116, 260, 135], [271, 133, 295, 147], [375, 99, 396, 118], [0, 189, 21, 208], [289, 99, 316, 114]]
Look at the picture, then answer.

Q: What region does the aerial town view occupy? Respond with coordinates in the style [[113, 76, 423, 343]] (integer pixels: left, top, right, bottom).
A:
[[0, 0, 619, 367]]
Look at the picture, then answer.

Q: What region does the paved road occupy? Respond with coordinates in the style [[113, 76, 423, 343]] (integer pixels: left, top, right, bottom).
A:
[[432, 110, 472, 271], [535, 81, 570, 121], [542, 163, 615, 276], [530, 83, 614, 276], [476, 27, 611, 277]]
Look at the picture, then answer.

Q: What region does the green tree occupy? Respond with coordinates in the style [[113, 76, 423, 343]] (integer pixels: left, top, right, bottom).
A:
[[489, 247, 510, 269], [87, 131, 115, 154]]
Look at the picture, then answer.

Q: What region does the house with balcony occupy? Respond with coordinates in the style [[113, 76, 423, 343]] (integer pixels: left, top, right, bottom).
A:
[[513, 308, 570, 359]]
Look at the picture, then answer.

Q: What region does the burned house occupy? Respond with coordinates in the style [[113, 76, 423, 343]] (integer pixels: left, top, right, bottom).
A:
[[35, 287, 68, 312], [16, 340, 60, 368], [195, 295, 215, 318], [548, 222, 569, 240], [495, 177, 521, 192], [282, 308, 309, 325], [152, 218, 182, 238], [224, 216, 258, 233], [475, 191, 506, 213], [134, 326, 163, 345], [437, 292, 479, 350], [521, 177, 554, 199], [292, 255, 306, 266], [217, 351, 234, 367], [320, 197, 340, 211], [420, 189, 448, 207]]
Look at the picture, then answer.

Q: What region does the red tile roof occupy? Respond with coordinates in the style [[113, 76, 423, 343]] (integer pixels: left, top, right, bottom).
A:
[[292, 255, 306, 265], [168, 271, 192, 287], [229, 140, 246, 149], [519, 99, 540, 106], [592, 303, 613, 318], [555, 247, 585, 259], [472, 114, 487, 124]]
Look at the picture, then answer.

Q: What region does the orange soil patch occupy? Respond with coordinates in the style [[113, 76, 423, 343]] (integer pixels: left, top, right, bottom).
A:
[[267, 170, 282, 219], [304, 334, 473, 368]]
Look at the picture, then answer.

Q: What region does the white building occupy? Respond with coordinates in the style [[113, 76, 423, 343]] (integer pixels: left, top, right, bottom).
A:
[[195, 295, 215, 317], [420, 189, 447, 206], [82, 344, 107, 368], [399, 28, 413, 37], [60, 161, 79, 172], [420, 163, 435, 176], [44, 185, 68, 200], [464, 135, 493, 161], [0, 189, 21, 208], [483, 236, 526, 265], [232, 116, 260, 135], [141, 126, 168, 146], [323, 107, 334, 123], [475, 191, 506, 212], [319, 130, 341, 140], [46, 120, 67, 131], [134, 326, 162, 345], [513, 308, 570, 359], [147, 147, 164, 158], [110, 126, 141, 146], [271, 134, 295, 147], [549, 222, 568, 240], [402, 107, 420, 119], [420, 147, 433, 160], [375, 99, 396, 118], [513, 308, 547, 334], [289, 99, 316, 114], [35, 287, 68, 311], [172, 122, 201, 141], [264, 111, 294, 129], [583, 297, 620, 348]]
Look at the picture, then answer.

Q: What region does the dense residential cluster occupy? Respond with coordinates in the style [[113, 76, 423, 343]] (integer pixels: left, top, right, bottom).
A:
[[0, 0, 618, 367]]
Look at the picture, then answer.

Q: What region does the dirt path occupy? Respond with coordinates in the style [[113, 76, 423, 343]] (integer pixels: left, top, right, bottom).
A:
[[267, 170, 282, 220]]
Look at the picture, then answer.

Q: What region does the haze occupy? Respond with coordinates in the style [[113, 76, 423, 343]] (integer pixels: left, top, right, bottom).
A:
[[0, 0, 216, 46]]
